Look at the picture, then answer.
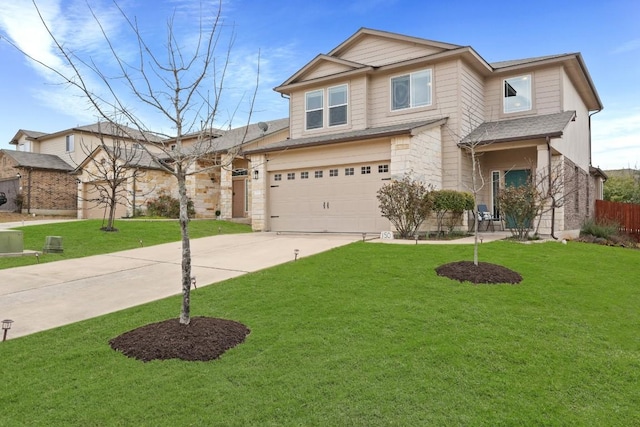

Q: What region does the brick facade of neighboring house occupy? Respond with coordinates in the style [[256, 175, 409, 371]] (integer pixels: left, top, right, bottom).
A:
[[0, 149, 76, 215]]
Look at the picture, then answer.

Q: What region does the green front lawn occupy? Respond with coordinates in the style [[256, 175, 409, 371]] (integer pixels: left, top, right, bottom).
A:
[[0, 219, 251, 269], [2, 240, 639, 425]]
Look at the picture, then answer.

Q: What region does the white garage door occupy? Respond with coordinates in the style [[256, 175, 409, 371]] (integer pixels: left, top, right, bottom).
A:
[[268, 163, 391, 233]]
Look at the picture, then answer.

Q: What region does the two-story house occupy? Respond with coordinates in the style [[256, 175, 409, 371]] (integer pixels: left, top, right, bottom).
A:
[[246, 28, 605, 237]]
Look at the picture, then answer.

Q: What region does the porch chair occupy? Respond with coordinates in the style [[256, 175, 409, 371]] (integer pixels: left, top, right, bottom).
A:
[[477, 204, 495, 232]]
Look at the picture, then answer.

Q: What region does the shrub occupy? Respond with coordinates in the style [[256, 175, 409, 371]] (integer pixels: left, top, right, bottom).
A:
[[377, 175, 433, 239], [580, 218, 620, 240], [497, 182, 540, 240], [146, 191, 195, 218], [432, 190, 474, 234]]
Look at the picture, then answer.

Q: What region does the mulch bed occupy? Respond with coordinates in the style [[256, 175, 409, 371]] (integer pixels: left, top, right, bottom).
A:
[[436, 261, 522, 284], [109, 316, 250, 362]]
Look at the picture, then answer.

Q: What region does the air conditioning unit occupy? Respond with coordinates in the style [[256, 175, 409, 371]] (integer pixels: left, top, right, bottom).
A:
[[43, 236, 64, 253], [0, 230, 23, 254]]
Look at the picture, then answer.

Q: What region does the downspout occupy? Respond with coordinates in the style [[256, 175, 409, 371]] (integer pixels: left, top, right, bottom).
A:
[[546, 137, 557, 240], [588, 109, 602, 167]]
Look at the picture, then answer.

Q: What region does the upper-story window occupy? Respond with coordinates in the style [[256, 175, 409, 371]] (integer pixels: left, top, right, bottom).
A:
[[305, 84, 349, 130], [305, 90, 324, 130], [391, 69, 432, 111], [328, 85, 348, 126], [503, 75, 532, 113], [65, 134, 74, 152]]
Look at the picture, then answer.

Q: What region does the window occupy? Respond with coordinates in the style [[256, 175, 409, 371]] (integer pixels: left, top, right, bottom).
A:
[[287, 173, 295, 180], [329, 169, 338, 177], [378, 164, 389, 173], [305, 90, 323, 130], [65, 134, 75, 152], [274, 174, 282, 181], [301, 171, 309, 179], [361, 166, 371, 174], [328, 85, 347, 126], [391, 69, 432, 110], [315, 170, 323, 178], [345, 167, 354, 176], [503, 75, 532, 113]]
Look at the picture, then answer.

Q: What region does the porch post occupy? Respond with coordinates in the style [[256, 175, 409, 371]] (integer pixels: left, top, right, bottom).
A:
[[536, 144, 552, 235]]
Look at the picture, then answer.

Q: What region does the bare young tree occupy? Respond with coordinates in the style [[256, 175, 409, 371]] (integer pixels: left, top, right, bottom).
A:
[[77, 124, 151, 231], [4, 1, 259, 325], [453, 104, 495, 265]]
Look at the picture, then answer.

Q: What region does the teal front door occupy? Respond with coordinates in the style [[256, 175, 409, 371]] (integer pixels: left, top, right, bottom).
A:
[[504, 169, 531, 229]]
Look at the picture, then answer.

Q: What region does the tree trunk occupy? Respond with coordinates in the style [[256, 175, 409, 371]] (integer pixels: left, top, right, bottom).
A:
[[177, 170, 192, 325]]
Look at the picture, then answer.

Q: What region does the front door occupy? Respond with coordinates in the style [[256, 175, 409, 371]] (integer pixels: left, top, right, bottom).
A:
[[504, 169, 531, 228], [232, 179, 246, 218]]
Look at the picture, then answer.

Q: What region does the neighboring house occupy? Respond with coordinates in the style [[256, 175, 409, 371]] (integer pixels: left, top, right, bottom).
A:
[[0, 149, 75, 214], [74, 145, 168, 219], [2, 122, 163, 216], [246, 28, 605, 237], [72, 118, 289, 220], [180, 118, 289, 220]]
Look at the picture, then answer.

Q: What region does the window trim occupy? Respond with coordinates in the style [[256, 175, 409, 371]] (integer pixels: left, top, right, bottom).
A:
[[390, 69, 432, 111], [305, 84, 349, 131]]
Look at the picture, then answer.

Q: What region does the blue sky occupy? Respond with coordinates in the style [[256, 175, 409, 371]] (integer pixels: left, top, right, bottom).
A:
[[0, 0, 638, 170]]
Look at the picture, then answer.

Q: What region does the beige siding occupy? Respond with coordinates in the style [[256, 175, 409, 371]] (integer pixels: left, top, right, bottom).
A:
[[303, 61, 355, 80], [535, 68, 562, 115], [340, 34, 446, 66], [267, 138, 390, 172], [288, 78, 367, 140], [551, 68, 591, 169]]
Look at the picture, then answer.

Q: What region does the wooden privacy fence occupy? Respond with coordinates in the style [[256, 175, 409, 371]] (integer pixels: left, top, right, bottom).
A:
[[595, 200, 640, 236]]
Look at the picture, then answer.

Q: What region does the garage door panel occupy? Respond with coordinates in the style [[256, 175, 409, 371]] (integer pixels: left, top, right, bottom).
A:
[[268, 162, 390, 233]]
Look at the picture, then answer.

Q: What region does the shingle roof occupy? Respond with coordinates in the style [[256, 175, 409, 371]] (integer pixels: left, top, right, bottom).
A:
[[1, 150, 74, 171], [460, 111, 576, 145], [490, 54, 575, 69], [245, 118, 447, 155], [211, 118, 290, 152]]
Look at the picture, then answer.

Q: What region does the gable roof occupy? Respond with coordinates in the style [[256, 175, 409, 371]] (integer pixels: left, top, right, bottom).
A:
[[74, 145, 165, 172], [1, 149, 74, 171], [329, 28, 462, 57], [182, 118, 290, 156], [9, 129, 48, 145], [245, 118, 447, 155], [460, 111, 577, 145]]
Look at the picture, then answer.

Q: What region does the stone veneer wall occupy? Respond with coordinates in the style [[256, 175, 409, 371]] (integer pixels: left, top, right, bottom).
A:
[[563, 157, 590, 233]]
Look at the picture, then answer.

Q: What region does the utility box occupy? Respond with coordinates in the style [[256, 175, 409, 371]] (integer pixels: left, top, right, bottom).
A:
[[0, 230, 24, 254], [43, 236, 64, 253]]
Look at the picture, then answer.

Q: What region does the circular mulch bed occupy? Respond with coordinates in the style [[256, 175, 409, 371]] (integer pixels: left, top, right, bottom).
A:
[[109, 316, 250, 362], [435, 261, 522, 284]]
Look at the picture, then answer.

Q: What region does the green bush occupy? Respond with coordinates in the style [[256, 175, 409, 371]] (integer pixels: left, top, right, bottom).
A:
[[580, 218, 620, 239], [146, 191, 195, 218], [432, 190, 474, 234], [377, 175, 434, 239]]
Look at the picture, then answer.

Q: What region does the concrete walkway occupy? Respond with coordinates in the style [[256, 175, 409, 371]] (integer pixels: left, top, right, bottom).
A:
[[0, 232, 359, 339]]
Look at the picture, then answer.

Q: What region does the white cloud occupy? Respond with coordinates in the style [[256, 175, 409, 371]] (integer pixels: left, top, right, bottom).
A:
[[611, 39, 640, 55], [592, 110, 640, 170]]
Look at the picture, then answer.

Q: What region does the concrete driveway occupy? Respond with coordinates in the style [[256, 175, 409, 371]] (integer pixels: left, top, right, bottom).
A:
[[0, 232, 359, 340]]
